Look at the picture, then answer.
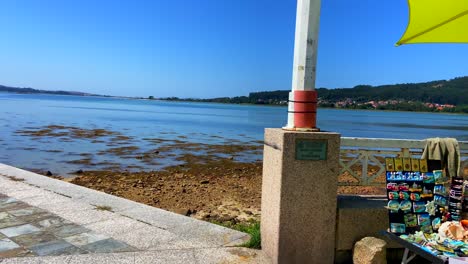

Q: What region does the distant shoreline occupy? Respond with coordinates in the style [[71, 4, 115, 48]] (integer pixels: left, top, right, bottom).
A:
[[156, 98, 468, 115], [2, 90, 467, 115]]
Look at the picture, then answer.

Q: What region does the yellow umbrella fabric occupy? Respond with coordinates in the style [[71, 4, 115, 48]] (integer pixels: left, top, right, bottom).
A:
[[396, 0, 468, 46]]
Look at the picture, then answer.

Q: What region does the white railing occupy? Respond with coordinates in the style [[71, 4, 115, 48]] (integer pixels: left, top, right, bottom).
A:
[[339, 137, 468, 186]]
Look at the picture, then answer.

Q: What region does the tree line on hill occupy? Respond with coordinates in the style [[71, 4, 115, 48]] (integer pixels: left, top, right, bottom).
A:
[[159, 76, 468, 113], [0, 85, 97, 96]]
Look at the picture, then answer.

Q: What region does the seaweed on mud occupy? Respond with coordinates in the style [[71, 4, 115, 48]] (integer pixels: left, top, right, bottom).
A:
[[15, 125, 120, 140], [98, 146, 140, 157]]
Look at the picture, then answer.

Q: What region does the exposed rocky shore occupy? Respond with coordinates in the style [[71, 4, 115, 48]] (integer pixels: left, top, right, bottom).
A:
[[17, 124, 385, 224]]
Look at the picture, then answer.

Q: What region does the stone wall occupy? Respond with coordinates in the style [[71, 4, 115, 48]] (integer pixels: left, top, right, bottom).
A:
[[335, 195, 404, 263]]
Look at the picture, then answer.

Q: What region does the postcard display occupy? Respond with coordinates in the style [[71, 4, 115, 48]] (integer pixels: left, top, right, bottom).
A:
[[385, 158, 468, 259], [385, 158, 449, 234]]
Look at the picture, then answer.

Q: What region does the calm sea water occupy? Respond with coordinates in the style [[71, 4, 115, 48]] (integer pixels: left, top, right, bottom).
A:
[[0, 93, 467, 175]]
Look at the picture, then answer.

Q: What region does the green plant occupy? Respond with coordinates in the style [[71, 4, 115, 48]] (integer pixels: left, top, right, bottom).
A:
[[236, 221, 261, 249], [212, 220, 261, 249]]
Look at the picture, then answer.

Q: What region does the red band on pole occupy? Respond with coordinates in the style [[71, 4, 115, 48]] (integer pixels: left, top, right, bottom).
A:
[[293, 90, 317, 128]]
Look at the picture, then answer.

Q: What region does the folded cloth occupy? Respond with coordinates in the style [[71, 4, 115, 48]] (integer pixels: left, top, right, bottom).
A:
[[421, 137, 461, 177]]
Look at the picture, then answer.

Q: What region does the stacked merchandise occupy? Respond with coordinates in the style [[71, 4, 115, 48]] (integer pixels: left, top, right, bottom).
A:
[[385, 158, 446, 234], [464, 181, 468, 219], [385, 158, 468, 259], [449, 177, 464, 221]]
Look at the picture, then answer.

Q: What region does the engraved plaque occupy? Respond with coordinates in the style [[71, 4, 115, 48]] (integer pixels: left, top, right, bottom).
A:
[[295, 139, 327, 160]]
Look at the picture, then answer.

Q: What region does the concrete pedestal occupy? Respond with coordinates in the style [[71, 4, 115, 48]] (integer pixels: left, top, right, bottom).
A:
[[261, 128, 341, 264]]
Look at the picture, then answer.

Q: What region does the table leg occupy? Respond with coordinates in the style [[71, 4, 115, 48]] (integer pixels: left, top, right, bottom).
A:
[[401, 248, 417, 264]]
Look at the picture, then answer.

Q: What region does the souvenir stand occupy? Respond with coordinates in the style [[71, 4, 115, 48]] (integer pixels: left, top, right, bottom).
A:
[[383, 158, 468, 263]]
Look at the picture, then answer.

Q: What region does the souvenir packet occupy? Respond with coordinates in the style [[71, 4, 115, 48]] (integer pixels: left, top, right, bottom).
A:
[[399, 191, 410, 200], [410, 192, 421, 201], [418, 214, 431, 226], [390, 223, 406, 233], [442, 239, 465, 250], [387, 182, 398, 191], [388, 200, 400, 212], [403, 158, 411, 171], [420, 225, 433, 234], [399, 183, 409, 191], [388, 192, 398, 200], [435, 195, 447, 206], [400, 200, 412, 212], [385, 158, 395, 171], [409, 182, 422, 192], [432, 217, 441, 230], [404, 214, 418, 227], [434, 170, 448, 184], [419, 159, 428, 172], [421, 187, 433, 198], [413, 201, 426, 213], [433, 244, 455, 253], [423, 172, 435, 184], [434, 185, 447, 196], [420, 245, 439, 256], [411, 158, 420, 171], [394, 158, 403, 172]]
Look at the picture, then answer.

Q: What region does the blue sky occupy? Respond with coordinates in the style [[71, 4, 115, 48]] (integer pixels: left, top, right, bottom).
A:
[[0, 0, 467, 98]]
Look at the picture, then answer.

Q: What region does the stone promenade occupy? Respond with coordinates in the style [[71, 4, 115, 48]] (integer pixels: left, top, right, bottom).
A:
[[0, 163, 268, 263]]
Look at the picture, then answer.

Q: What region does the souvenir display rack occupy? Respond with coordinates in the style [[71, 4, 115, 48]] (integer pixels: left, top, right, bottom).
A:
[[384, 158, 468, 261], [385, 158, 445, 234]]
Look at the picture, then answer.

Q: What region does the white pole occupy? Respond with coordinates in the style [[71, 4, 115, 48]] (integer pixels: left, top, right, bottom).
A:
[[284, 0, 321, 130]]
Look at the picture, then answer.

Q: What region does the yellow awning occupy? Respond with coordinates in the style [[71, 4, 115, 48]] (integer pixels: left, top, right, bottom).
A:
[[396, 0, 468, 46]]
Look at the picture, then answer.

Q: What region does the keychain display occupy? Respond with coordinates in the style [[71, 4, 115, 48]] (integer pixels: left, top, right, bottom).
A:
[[385, 158, 468, 260], [386, 158, 448, 234]]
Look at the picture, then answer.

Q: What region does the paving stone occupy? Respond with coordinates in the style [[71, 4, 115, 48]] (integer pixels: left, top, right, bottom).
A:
[[16, 212, 56, 224], [67, 252, 136, 264], [168, 219, 249, 247], [20, 193, 71, 208], [84, 217, 149, 237], [52, 208, 115, 225], [0, 257, 40, 264], [27, 239, 80, 256], [111, 226, 176, 250], [37, 201, 94, 215], [120, 205, 191, 230], [30, 255, 74, 264], [143, 237, 209, 250], [63, 232, 109, 247], [0, 197, 17, 204], [0, 217, 26, 229], [50, 224, 90, 238], [0, 247, 36, 258], [0, 212, 11, 220], [11, 231, 57, 248], [193, 247, 269, 264], [8, 207, 48, 217], [0, 237, 21, 252], [134, 250, 196, 264], [0, 202, 30, 212], [0, 224, 40, 237], [80, 238, 136, 253], [2, 188, 47, 200], [34, 216, 72, 229]]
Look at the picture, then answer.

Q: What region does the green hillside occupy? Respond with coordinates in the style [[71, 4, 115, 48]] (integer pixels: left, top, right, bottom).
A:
[[160, 76, 468, 113], [248, 76, 468, 105]]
